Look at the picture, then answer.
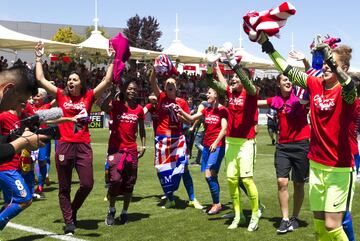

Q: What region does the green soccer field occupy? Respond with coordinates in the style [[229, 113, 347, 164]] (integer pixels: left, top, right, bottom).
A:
[[1, 126, 359, 241]]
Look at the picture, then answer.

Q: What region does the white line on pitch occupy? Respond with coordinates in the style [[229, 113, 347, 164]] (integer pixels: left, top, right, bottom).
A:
[[7, 222, 88, 241]]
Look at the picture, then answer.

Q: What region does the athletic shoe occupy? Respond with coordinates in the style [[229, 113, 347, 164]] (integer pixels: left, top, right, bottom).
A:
[[105, 209, 116, 226], [64, 223, 75, 235], [161, 200, 175, 209], [188, 199, 204, 209], [103, 196, 108, 202], [289, 216, 299, 230], [207, 204, 222, 215], [277, 219, 292, 234], [258, 203, 266, 218], [160, 195, 167, 200], [228, 217, 240, 229], [32, 193, 42, 199], [247, 216, 259, 232], [119, 213, 128, 225]]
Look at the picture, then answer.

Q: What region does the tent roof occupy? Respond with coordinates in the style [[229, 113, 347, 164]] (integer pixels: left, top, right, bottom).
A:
[[234, 47, 273, 69], [0, 24, 76, 52], [77, 30, 160, 59], [163, 40, 205, 63]]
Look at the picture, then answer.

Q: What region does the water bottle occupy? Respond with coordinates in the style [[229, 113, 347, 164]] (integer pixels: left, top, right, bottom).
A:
[[312, 50, 324, 70]]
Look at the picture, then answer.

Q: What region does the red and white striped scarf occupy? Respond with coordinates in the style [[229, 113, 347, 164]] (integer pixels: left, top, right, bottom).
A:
[[243, 2, 296, 42]]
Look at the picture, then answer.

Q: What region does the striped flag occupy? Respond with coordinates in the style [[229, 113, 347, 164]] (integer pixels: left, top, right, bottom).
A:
[[243, 2, 296, 42], [154, 54, 179, 76], [154, 135, 187, 195]]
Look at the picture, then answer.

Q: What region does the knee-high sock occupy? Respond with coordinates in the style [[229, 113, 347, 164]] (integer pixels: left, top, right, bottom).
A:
[[314, 219, 330, 241], [328, 226, 349, 241], [46, 161, 50, 178], [37, 161, 47, 187], [0, 203, 23, 230], [228, 177, 241, 219], [355, 154, 360, 175], [242, 177, 259, 217], [206, 176, 220, 204], [183, 170, 195, 201], [342, 211, 355, 241]]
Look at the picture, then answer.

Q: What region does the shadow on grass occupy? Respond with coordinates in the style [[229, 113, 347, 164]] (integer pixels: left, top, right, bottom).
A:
[[155, 195, 188, 209], [266, 216, 309, 229], [113, 194, 162, 203], [208, 208, 253, 228], [9, 234, 46, 241]]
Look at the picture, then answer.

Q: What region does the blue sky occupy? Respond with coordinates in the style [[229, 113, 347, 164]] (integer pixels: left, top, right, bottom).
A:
[[1, 0, 360, 66]]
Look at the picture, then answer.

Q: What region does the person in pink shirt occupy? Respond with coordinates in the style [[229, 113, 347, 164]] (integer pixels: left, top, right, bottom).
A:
[[258, 74, 310, 233], [34, 42, 114, 235], [101, 80, 146, 226]]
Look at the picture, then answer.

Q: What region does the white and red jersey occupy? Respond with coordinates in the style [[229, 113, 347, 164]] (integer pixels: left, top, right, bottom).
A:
[[56, 88, 95, 143], [156, 92, 189, 136], [307, 76, 359, 167], [226, 86, 258, 139], [145, 103, 159, 132], [201, 105, 228, 147], [266, 97, 310, 144], [109, 100, 145, 150], [0, 111, 22, 171]]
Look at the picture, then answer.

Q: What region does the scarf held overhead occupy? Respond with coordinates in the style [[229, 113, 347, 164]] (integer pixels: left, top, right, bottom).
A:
[[154, 135, 187, 195], [243, 2, 296, 42], [110, 32, 131, 85]]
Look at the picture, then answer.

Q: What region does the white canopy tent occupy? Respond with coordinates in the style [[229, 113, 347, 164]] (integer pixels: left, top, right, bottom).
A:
[[0, 24, 76, 52], [234, 47, 274, 69], [163, 40, 206, 63], [77, 30, 161, 60]]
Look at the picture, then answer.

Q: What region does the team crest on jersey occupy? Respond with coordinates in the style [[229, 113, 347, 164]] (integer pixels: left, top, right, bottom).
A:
[[59, 155, 65, 162], [108, 155, 114, 162], [20, 189, 27, 197], [313, 94, 335, 111]]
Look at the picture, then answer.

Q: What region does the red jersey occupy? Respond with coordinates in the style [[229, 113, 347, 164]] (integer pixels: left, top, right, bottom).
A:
[[56, 88, 95, 143], [0, 111, 21, 171], [156, 92, 189, 136], [226, 86, 258, 138], [201, 105, 228, 147], [145, 103, 159, 132], [267, 97, 310, 144], [109, 100, 145, 150], [307, 76, 359, 167]]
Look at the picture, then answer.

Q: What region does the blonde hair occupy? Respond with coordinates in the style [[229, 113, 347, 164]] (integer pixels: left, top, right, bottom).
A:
[[332, 45, 352, 68]]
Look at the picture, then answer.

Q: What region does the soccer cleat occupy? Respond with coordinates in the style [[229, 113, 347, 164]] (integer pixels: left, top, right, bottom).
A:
[[188, 199, 204, 210], [247, 216, 259, 232], [64, 223, 76, 235], [277, 219, 292, 234], [258, 203, 266, 218], [105, 209, 116, 226], [162, 200, 175, 209], [207, 203, 222, 215], [103, 196, 108, 202], [228, 217, 240, 230], [119, 213, 128, 225], [289, 216, 299, 230]]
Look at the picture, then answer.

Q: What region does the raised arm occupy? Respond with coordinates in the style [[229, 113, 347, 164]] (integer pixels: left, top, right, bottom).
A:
[[257, 33, 308, 89], [289, 50, 311, 72], [149, 69, 161, 98], [35, 42, 57, 96], [215, 62, 227, 85], [100, 86, 116, 113], [94, 47, 115, 99], [205, 46, 227, 95]]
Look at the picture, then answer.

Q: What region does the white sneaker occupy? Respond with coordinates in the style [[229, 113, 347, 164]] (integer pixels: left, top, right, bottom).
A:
[[188, 199, 204, 209], [247, 216, 259, 232]]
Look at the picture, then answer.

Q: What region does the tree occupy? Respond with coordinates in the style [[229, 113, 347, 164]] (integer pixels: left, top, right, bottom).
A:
[[123, 15, 163, 51], [51, 27, 84, 44], [85, 26, 109, 39], [123, 14, 142, 47]]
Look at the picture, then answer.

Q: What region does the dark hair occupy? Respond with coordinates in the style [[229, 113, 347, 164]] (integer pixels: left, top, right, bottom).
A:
[[119, 80, 138, 102], [0, 65, 38, 96], [63, 71, 87, 96]]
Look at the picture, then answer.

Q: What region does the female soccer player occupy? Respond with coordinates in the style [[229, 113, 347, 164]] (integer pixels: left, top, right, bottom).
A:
[[178, 88, 228, 215], [34, 42, 114, 235], [101, 80, 146, 226], [255, 32, 358, 241], [258, 74, 310, 234]]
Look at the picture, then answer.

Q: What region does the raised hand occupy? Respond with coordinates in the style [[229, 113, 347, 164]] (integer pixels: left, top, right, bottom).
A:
[[219, 42, 237, 68], [312, 42, 332, 62], [205, 45, 221, 67], [35, 41, 44, 57], [289, 50, 306, 61], [107, 43, 116, 62]]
